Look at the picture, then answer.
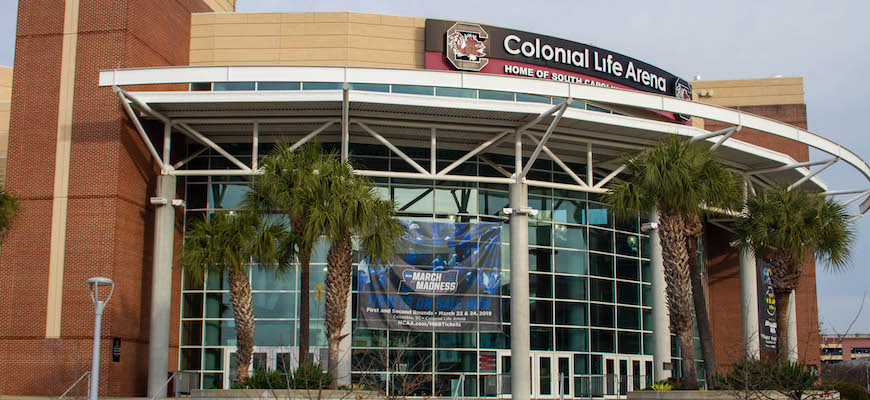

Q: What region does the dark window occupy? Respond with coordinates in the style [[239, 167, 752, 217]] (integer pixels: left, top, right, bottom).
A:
[[591, 330, 615, 353], [257, 81, 301, 90], [590, 304, 614, 327], [590, 278, 614, 302], [555, 276, 587, 300]]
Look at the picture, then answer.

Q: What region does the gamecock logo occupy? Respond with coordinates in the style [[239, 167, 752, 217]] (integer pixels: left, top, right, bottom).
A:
[[446, 22, 489, 71]]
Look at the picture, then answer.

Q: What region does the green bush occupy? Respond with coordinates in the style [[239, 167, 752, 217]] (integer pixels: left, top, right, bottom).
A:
[[824, 381, 870, 400], [289, 362, 333, 389], [234, 368, 288, 389]]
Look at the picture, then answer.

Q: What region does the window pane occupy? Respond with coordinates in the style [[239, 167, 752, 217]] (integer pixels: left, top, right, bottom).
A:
[[531, 327, 554, 350], [516, 93, 551, 104], [529, 196, 552, 221], [615, 215, 639, 233], [391, 349, 433, 372], [480, 328, 510, 349], [555, 224, 587, 250], [213, 82, 255, 91], [302, 82, 342, 90], [642, 284, 652, 307], [205, 320, 235, 346], [555, 302, 587, 326], [391, 331, 432, 348], [478, 190, 509, 216], [183, 293, 203, 318], [617, 282, 640, 306], [205, 293, 231, 319], [392, 84, 434, 95], [204, 348, 222, 370], [554, 199, 585, 224], [437, 350, 476, 372], [257, 81, 300, 90], [530, 274, 553, 298], [555, 276, 587, 300], [181, 348, 202, 370], [529, 221, 552, 246], [591, 330, 615, 353], [529, 248, 552, 272], [616, 257, 639, 281], [617, 306, 640, 330], [615, 232, 640, 257], [590, 278, 614, 302], [208, 184, 250, 209], [556, 328, 588, 351], [252, 292, 295, 318], [589, 228, 613, 253], [434, 187, 478, 214], [641, 261, 651, 283], [436, 87, 476, 98], [254, 321, 294, 346], [436, 332, 476, 348], [182, 321, 202, 345], [349, 83, 389, 92], [251, 267, 294, 290], [530, 300, 553, 324], [190, 82, 211, 91], [587, 203, 612, 227], [590, 253, 614, 277], [643, 309, 652, 331], [618, 332, 641, 354], [478, 90, 515, 101], [393, 186, 433, 213], [353, 329, 386, 347], [555, 249, 587, 275], [590, 304, 614, 327]]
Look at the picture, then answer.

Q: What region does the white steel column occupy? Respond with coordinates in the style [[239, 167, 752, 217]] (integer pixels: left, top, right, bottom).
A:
[[787, 292, 798, 361], [739, 249, 761, 358], [337, 286, 353, 386], [147, 175, 177, 397], [649, 210, 671, 381], [509, 181, 531, 400]]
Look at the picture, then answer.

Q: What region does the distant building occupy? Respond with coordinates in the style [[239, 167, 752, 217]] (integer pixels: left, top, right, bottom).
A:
[[821, 334, 870, 364]]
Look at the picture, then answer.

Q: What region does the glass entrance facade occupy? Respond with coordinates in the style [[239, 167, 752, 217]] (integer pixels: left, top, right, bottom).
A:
[[178, 141, 654, 396]]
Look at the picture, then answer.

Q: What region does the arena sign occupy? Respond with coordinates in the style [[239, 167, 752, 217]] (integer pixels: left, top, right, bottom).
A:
[[425, 19, 693, 103], [357, 221, 502, 332]]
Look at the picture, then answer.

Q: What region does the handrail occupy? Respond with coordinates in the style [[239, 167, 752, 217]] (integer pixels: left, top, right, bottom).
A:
[[452, 373, 465, 400], [151, 371, 179, 400], [58, 371, 90, 400]]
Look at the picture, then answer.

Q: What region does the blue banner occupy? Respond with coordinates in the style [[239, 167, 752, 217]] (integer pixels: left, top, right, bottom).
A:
[[357, 221, 502, 331]]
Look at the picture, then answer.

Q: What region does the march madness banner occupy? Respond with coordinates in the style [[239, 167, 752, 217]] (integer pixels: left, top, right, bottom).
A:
[[357, 221, 502, 332]]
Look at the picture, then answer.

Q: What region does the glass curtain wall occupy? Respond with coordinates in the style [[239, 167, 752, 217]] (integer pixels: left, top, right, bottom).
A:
[[178, 142, 653, 395]]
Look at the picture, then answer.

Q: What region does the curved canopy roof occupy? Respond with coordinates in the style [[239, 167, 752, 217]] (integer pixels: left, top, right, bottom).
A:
[[98, 66, 870, 217]]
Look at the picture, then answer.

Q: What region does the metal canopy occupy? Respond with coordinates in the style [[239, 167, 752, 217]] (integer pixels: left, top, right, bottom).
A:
[[100, 65, 870, 215]]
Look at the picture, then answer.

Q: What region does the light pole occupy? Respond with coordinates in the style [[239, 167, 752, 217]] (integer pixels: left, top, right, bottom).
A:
[[87, 277, 114, 400]]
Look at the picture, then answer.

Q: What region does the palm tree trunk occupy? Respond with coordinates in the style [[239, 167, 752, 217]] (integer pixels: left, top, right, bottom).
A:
[[227, 269, 255, 384], [678, 330, 700, 389], [658, 210, 700, 389], [325, 236, 353, 388], [687, 233, 717, 384], [298, 246, 312, 364], [774, 289, 791, 362]]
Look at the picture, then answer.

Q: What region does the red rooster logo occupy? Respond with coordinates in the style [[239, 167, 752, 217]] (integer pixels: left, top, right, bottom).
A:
[[448, 31, 486, 61]]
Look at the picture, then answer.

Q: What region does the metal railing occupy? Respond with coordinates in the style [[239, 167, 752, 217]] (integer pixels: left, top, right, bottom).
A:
[[151, 371, 179, 400], [452, 373, 466, 400], [58, 371, 90, 400]]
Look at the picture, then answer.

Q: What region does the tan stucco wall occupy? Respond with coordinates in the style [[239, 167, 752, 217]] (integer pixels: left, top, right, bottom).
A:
[[202, 0, 235, 12], [691, 77, 805, 107], [0, 66, 11, 187], [189, 12, 426, 68]]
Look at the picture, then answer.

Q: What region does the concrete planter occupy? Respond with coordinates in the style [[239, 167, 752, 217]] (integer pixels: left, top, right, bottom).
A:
[[192, 389, 383, 400], [627, 390, 840, 400]]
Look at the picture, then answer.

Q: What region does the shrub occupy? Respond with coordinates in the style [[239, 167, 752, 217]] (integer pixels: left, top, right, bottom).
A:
[[824, 381, 870, 400], [234, 368, 288, 389], [290, 361, 333, 389]]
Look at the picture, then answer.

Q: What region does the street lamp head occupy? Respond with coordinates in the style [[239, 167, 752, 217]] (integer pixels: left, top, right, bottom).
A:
[[87, 277, 114, 304]]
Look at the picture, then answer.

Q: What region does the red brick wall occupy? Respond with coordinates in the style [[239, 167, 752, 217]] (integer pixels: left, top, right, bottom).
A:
[[703, 104, 810, 163], [706, 224, 822, 369], [0, 0, 209, 396]]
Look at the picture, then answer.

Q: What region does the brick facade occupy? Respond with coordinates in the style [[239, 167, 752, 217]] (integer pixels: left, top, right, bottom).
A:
[[0, 0, 212, 396]]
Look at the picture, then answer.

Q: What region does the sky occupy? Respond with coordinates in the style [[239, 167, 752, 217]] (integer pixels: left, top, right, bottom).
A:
[[0, 0, 868, 333]]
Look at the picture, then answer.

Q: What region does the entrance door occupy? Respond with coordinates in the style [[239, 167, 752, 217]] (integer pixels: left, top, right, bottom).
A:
[[532, 352, 574, 399], [223, 346, 297, 388], [603, 356, 650, 397]]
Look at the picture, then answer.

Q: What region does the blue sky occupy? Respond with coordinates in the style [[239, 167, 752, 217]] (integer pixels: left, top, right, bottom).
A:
[[0, 0, 867, 332]]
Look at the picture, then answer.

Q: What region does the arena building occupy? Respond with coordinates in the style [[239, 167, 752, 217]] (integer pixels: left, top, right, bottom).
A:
[[1, 1, 868, 399]]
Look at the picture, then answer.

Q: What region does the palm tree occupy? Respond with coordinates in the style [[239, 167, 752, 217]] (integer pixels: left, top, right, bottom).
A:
[[603, 137, 743, 388], [296, 157, 404, 386], [734, 185, 853, 362], [245, 142, 330, 364], [0, 187, 19, 240], [180, 211, 293, 384]]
